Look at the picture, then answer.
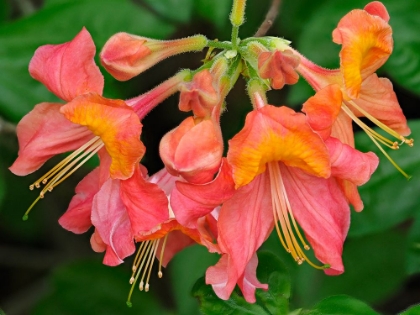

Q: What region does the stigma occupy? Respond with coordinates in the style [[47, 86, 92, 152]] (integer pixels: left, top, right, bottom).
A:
[[23, 136, 104, 220], [267, 162, 329, 270]]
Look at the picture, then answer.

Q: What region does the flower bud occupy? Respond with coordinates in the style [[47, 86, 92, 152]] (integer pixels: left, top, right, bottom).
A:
[[258, 50, 300, 89], [178, 69, 219, 118], [100, 33, 208, 81], [159, 117, 223, 184]]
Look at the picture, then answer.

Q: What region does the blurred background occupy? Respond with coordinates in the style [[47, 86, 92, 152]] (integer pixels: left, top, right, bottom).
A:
[[1, 0, 420, 314]]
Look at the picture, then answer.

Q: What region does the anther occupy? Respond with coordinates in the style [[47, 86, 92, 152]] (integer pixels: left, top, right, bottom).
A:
[[145, 284, 150, 292], [304, 245, 310, 250], [139, 281, 144, 291], [158, 271, 163, 278], [129, 277, 135, 284], [29, 185, 34, 190]]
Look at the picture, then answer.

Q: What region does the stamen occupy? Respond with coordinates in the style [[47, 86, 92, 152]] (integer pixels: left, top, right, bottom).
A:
[[341, 103, 411, 179], [126, 237, 168, 306], [346, 100, 414, 148], [158, 234, 169, 278], [24, 137, 103, 220], [268, 162, 328, 270]]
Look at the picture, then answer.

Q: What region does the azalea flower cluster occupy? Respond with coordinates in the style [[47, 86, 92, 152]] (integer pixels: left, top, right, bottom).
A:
[[10, 0, 412, 305]]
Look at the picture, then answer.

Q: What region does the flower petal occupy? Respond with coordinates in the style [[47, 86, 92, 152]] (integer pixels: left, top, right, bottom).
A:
[[207, 253, 269, 303], [91, 178, 135, 266], [58, 167, 100, 234], [10, 102, 93, 176], [281, 165, 349, 275], [160, 116, 223, 184], [120, 166, 170, 235], [60, 93, 145, 179], [170, 160, 235, 229], [29, 27, 103, 102], [302, 84, 343, 140], [326, 137, 379, 186], [237, 253, 268, 303], [211, 173, 273, 299], [364, 1, 390, 22], [228, 105, 331, 188], [356, 74, 410, 136], [332, 6, 393, 98]]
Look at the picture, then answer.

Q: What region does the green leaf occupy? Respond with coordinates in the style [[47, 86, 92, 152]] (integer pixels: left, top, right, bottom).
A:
[[0, 0, 174, 122], [382, 0, 420, 95], [142, 0, 194, 24], [0, 0, 10, 23], [194, 0, 231, 31], [192, 251, 290, 315], [169, 244, 219, 315], [406, 212, 420, 275], [301, 295, 379, 315], [270, 230, 406, 308], [275, 0, 330, 41], [400, 304, 420, 315], [348, 119, 420, 237], [32, 259, 171, 315]]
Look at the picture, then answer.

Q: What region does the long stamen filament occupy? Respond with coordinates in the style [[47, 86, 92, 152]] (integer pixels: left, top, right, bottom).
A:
[[126, 237, 167, 307], [268, 162, 329, 270], [24, 137, 103, 220], [29, 136, 100, 189], [365, 132, 411, 179], [158, 234, 169, 278], [346, 100, 413, 147], [341, 104, 398, 149]]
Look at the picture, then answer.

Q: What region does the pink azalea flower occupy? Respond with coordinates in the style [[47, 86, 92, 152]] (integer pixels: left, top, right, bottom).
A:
[[171, 92, 378, 302], [294, 1, 412, 180], [9, 28, 145, 265]]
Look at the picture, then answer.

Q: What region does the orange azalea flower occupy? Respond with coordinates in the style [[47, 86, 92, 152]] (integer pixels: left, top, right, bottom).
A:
[[10, 28, 145, 221], [119, 168, 218, 306], [170, 92, 377, 302], [294, 1, 412, 180]]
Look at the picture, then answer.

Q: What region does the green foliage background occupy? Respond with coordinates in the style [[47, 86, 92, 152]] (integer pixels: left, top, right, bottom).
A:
[[1, 0, 420, 314]]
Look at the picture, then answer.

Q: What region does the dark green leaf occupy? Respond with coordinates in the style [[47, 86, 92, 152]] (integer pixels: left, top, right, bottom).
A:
[[32, 259, 170, 315], [293, 230, 406, 307], [275, 0, 330, 41], [192, 251, 290, 315], [301, 295, 379, 315], [382, 0, 420, 95], [0, 0, 10, 23], [169, 244, 219, 315], [194, 0, 231, 31], [406, 213, 420, 275], [0, 0, 174, 122], [400, 304, 420, 315], [348, 120, 420, 237], [142, 0, 193, 24]]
